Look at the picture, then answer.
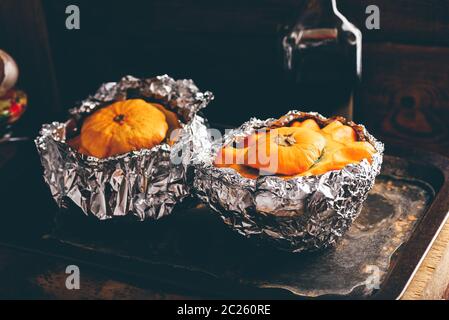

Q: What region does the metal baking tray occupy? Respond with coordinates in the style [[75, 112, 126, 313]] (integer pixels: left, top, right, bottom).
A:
[[0, 140, 448, 299]]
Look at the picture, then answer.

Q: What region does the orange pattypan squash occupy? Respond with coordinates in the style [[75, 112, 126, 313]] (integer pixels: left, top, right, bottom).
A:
[[291, 119, 321, 132], [215, 117, 376, 180], [227, 164, 260, 179], [296, 121, 373, 177], [321, 120, 357, 143], [153, 103, 181, 145], [335, 142, 376, 164], [243, 127, 326, 175], [215, 146, 242, 167], [300, 141, 376, 177], [214, 132, 263, 167], [79, 99, 169, 158], [67, 135, 90, 155], [321, 120, 343, 133]]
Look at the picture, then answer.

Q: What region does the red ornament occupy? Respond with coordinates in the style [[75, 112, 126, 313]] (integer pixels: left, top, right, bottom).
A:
[[10, 102, 22, 118]]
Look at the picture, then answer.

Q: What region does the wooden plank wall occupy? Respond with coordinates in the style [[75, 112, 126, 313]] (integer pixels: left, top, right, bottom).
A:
[[341, 1, 449, 157], [1, 0, 448, 156]]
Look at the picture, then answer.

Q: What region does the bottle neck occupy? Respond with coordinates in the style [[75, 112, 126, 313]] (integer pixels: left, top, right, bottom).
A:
[[307, 0, 335, 13], [300, 0, 339, 27]]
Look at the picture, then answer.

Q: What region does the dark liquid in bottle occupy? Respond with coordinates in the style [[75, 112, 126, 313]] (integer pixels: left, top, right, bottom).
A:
[[283, 22, 361, 120]]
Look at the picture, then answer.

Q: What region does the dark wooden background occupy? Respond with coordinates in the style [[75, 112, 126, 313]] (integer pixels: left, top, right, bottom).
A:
[[1, 0, 449, 300], [1, 0, 449, 157]]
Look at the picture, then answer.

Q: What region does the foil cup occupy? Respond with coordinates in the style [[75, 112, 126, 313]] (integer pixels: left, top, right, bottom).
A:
[[35, 75, 213, 221], [193, 111, 384, 253]]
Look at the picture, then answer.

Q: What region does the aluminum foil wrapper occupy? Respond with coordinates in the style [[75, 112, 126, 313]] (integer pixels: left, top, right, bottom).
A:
[[193, 111, 384, 253], [35, 75, 213, 221]]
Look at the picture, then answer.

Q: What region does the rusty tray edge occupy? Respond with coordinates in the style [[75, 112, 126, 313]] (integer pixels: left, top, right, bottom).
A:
[[372, 142, 449, 300], [397, 212, 449, 300]]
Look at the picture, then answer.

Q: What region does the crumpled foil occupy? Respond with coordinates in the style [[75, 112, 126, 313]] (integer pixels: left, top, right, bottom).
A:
[[193, 111, 384, 253], [35, 75, 213, 221]]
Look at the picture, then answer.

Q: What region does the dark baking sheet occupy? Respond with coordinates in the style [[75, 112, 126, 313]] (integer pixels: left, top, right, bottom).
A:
[[0, 141, 448, 299], [47, 145, 449, 299]]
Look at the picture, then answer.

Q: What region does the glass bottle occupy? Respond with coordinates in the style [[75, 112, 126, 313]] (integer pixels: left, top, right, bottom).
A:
[[282, 0, 362, 120]]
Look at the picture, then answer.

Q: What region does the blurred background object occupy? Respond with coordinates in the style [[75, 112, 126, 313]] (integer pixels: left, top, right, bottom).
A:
[[0, 0, 448, 157], [0, 49, 19, 96], [0, 49, 27, 141]]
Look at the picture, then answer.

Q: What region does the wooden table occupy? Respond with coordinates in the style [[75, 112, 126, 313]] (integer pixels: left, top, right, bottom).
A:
[[1, 224, 449, 300], [0, 244, 194, 300], [402, 217, 449, 300]]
